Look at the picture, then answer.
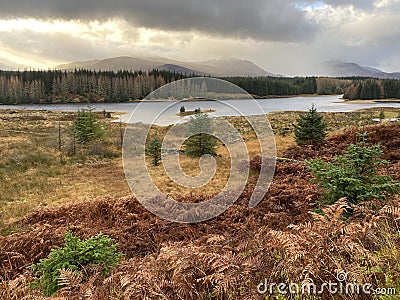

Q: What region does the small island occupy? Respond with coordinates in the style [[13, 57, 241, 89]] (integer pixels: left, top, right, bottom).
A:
[[176, 106, 216, 116], [181, 97, 215, 101]]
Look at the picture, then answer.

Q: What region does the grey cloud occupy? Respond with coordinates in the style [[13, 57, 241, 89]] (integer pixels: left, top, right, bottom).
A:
[[0, 0, 317, 41], [0, 29, 172, 65], [1, 0, 400, 75], [327, 0, 375, 8], [0, 31, 104, 61], [301, 0, 376, 9]]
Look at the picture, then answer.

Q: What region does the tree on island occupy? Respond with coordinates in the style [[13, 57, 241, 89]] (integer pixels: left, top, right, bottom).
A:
[[293, 104, 327, 147], [184, 113, 218, 157], [180, 106, 186, 113]]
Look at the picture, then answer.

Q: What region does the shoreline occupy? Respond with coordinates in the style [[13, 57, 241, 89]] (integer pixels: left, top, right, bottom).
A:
[[0, 94, 342, 106], [3, 106, 399, 123], [251, 93, 328, 99], [341, 99, 400, 104]]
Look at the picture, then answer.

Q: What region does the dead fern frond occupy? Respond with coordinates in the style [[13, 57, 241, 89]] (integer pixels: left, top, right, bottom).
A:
[[206, 234, 226, 245], [0, 273, 36, 300], [266, 230, 306, 262], [321, 198, 350, 223], [380, 205, 400, 219], [58, 269, 83, 290], [56, 268, 84, 298]]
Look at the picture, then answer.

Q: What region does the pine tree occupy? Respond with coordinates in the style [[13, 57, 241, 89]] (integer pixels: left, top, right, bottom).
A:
[[293, 104, 327, 147], [184, 113, 218, 157], [72, 106, 105, 144], [306, 133, 400, 205], [145, 136, 162, 166]]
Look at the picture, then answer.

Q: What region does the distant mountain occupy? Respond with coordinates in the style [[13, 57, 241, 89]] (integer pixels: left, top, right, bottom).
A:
[[57, 59, 100, 70], [57, 57, 159, 72], [189, 58, 275, 77], [56, 56, 275, 77], [0, 63, 11, 70], [0, 59, 25, 70], [156, 64, 207, 76], [323, 61, 400, 79]]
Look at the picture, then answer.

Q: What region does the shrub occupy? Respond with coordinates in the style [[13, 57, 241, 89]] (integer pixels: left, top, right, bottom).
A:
[[306, 133, 400, 205], [180, 106, 186, 113], [184, 113, 218, 157], [72, 107, 105, 144], [145, 136, 162, 166], [294, 104, 327, 147], [30, 231, 124, 296]]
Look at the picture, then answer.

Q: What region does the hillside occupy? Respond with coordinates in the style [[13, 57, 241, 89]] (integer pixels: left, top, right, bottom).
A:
[[0, 108, 400, 299], [323, 61, 400, 79], [56, 56, 275, 77], [156, 63, 207, 76]]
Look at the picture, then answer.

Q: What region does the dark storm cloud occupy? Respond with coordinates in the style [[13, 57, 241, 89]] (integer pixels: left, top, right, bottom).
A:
[[0, 0, 318, 41], [2, 0, 400, 74]]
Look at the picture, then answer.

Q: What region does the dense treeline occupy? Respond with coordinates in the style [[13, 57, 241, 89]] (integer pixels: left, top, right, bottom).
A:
[[315, 77, 352, 95], [0, 69, 188, 104], [0, 69, 354, 104], [224, 76, 318, 96], [344, 78, 400, 100]]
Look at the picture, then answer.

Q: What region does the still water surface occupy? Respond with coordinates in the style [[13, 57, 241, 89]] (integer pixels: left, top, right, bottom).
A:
[[2, 95, 400, 125]]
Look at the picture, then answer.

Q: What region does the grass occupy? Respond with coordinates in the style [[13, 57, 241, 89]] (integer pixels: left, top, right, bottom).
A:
[[0, 109, 130, 229], [1, 107, 399, 229], [146, 146, 232, 198]]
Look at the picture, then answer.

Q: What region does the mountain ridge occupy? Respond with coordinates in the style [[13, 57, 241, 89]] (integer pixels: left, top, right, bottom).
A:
[[323, 61, 400, 79], [56, 56, 275, 77]]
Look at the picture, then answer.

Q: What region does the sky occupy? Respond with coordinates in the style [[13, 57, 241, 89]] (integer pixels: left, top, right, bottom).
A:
[[0, 0, 400, 76]]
